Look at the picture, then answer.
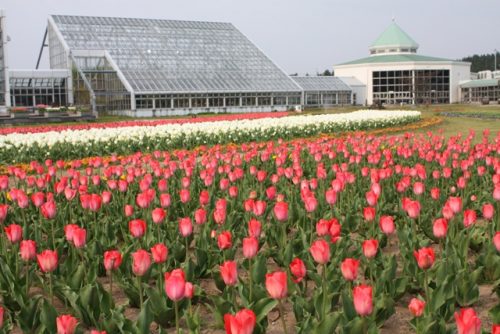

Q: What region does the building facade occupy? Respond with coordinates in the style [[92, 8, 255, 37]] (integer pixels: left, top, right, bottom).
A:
[[334, 22, 470, 105]]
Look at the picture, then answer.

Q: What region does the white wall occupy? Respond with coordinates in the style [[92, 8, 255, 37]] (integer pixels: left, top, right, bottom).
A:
[[335, 61, 471, 104]]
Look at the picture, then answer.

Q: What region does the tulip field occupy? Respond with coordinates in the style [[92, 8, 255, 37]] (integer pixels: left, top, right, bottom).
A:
[[0, 109, 499, 333]]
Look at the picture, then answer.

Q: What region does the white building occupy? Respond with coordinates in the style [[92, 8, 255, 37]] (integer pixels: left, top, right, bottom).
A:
[[334, 21, 470, 105]]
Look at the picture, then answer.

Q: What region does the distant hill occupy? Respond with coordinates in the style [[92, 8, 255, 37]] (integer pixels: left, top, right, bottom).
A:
[[462, 53, 499, 72]]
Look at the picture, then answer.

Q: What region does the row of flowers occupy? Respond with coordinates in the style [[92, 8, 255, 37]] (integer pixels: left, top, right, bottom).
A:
[[0, 128, 498, 332], [0, 110, 421, 164], [0, 111, 290, 136]]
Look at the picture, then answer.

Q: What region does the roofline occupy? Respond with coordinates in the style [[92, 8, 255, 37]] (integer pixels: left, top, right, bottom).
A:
[[49, 14, 233, 28], [130, 89, 303, 95], [47, 16, 71, 54], [231, 23, 303, 92], [335, 58, 471, 68]]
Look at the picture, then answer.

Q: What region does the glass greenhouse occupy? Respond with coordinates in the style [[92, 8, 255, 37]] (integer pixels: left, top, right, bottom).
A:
[[47, 15, 306, 116]]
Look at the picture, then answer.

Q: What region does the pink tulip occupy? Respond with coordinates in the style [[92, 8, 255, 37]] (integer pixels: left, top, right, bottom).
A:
[[131, 249, 151, 276], [20, 240, 37, 261], [56, 314, 78, 334], [341, 258, 360, 281], [454, 308, 481, 334], [242, 237, 258, 259], [164, 269, 186, 301], [265, 271, 287, 299], [309, 239, 330, 264], [353, 285, 373, 316], [151, 243, 168, 263]]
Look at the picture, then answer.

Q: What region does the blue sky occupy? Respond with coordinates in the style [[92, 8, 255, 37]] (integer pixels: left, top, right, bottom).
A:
[[2, 0, 499, 74]]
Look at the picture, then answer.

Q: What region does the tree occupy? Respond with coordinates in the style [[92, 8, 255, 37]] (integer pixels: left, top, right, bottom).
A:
[[461, 53, 499, 72]]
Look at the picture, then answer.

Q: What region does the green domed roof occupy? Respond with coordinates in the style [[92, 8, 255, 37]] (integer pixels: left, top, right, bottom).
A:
[[369, 22, 419, 50]]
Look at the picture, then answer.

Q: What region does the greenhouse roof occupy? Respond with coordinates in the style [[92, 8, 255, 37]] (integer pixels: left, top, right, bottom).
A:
[[291, 76, 352, 92], [50, 15, 301, 93], [460, 79, 500, 88], [370, 22, 419, 50], [337, 54, 455, 66]]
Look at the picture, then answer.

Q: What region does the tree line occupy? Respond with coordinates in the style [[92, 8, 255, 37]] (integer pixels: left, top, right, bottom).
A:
[[461, 53, 499, 72]]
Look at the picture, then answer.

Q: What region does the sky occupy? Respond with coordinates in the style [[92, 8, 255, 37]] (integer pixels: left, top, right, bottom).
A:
[[2, 0, 499, 75]]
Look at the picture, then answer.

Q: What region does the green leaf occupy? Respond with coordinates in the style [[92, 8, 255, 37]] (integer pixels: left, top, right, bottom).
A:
[[39, 299, 58, 333], [136, 300, 154, 334], [253, 298, 278, 323]]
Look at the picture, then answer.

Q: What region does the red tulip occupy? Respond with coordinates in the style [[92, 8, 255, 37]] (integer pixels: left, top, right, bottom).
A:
[[56, 314, 78, 334], [0, 204, 8, 223], [454, 308, 481, 334], [433, 218, 448, 239], [218, 231, 232, 250], [448, 196, 463, 214], [20, 240, 37, 261], [273, 201, 289, 221], [493, 232, 500, 252], [151, 243, 168, 263], [325, 188, 337, 205], [242, 237, 259, 259], [184, 282, 194, 299], [363, 207, 376, 222], [5, 224, 23, 243], [316, 219, 332, 237], [248, 218, 262, 238], [341, 258, 360, 281], [72, 227, 87, 248], [289, 257, 307, 283], [179, 217, 193, 237], [164, 269, 186, 301], [253, 200, 267, 216], [124, 204, 134, 217], [102, 191, 112, 204], [199, 190, 209, 206], [224, 309, 256, 334], [152, 208, 166, 224], [405, 199, 421, 219], [41, 201, 57, 219], [303, 196, 318, 213], [0, 306, 3, 329], [482, 203, 494, 220], [37, 250, 58, 272], [329, 218, 341, 243], [266, 186, 276, 200], [131, 249, 151, 276], [492, 324, 500, 334], [220, 261, 238, 286], [310, 239, 330, 264], [413, 182, 425, 195], [408, 298, 425, 317], [88, 194, 102, 212], [103, 250, 122, 271], [365, 190, 378, 206], [265, 271, 287, 299], [414, 247, 435, 270], [353, 285, 373, 316], [463, 209, 477, 228], [160, 193, 171, 208], [430, 187, 440, 200], [379, 215, 395, 234], [194, 208, 207, 225], [90, 331, 106, 334], [362, 240, 379, 259], [129, 219, 146, 238], [31, 192, 45, 207], [179, 189, 190, 203]]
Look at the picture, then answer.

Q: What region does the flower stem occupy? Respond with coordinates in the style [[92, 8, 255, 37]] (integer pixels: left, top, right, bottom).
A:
[[322, 263, 327, 320], [424, 270, 430, 308], [278, 299, 288, 334], [48, 272, 54, 304], [175, 301, 180, 334], [249, 259, 253, 302], [25, 262, 30, 297], [137, 276, 143, 309], [109, 271, 113, 296]]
